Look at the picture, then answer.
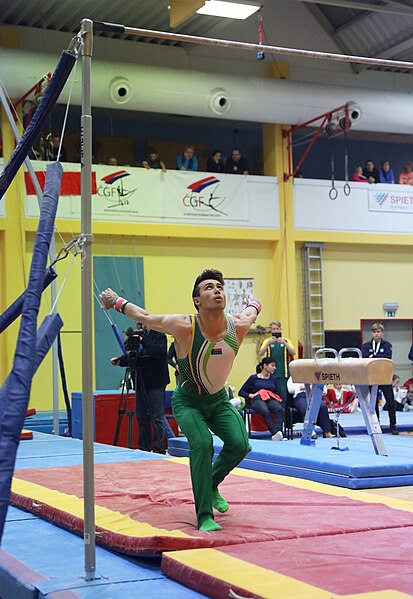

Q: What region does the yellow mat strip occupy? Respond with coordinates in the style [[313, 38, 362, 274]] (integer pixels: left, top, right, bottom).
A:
[[167, 457, 413, 513], [11, 478, 194, 539], [164, 548, 411, 599]]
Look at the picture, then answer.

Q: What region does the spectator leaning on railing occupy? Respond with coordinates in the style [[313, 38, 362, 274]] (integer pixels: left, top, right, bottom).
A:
[[379, 161, 395, 184], [398, 162, 413, 185]]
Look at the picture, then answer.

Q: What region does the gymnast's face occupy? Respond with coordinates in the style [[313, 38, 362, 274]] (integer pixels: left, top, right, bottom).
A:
[[196, 279, 226, 311]]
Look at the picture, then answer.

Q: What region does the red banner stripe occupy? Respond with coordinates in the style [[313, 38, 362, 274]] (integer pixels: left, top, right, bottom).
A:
[[25, 171, 97, 196]]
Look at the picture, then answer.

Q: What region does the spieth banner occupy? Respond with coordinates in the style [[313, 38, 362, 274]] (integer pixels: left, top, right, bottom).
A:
[[369, 188, 413, 213], [165, 171, 249, 221]]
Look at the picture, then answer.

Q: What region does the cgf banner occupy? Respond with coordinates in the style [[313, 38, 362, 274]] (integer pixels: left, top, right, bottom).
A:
[[368, 189, 413, 213], [165, 171, 249, 222]]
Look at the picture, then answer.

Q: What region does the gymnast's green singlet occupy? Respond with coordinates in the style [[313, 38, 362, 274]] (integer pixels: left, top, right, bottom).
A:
[[176, 314, 238, 395]]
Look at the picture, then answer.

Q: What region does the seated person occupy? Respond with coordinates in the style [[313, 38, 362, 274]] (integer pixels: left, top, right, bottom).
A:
[[107, 156, 119, 166], [238, 357, 284, 441], [399, 162, 413, 185], [379, 161, 395, 184], [225, 148, 249, 175], [388, 374, 406, 412], [403, 388, 413, 411], [351, 166, 367, 182], [176, 145, 198, 171], [287, 377, 334, 438], [362, 159, 380, 184], [207, 150, 225, 173], [325, 384, 356, 412], [41, 132, 67, 162], [142, 149, 166, 171]]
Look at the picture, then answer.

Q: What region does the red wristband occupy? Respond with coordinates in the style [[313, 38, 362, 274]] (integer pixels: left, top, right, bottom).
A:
[[114, 297, 127, 312], [247, 300, 261, 315]]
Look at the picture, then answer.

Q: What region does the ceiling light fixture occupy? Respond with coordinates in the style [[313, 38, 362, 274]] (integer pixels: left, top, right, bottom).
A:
[[197, 1, 260, 20]]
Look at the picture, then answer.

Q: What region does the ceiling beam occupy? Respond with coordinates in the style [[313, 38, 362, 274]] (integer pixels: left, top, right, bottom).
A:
[[305, 3, 360, 72], [297, 0, 413, 17]]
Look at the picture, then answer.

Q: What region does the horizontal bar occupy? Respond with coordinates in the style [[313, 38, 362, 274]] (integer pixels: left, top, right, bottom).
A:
[[103, 24, 413, 69]]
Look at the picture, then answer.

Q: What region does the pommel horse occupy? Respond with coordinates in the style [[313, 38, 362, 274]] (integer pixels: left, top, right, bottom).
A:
[[289, 347, 394, 456]]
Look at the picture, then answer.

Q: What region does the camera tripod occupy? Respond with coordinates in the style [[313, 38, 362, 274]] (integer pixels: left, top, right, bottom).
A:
[[113, 365, 164, 452]]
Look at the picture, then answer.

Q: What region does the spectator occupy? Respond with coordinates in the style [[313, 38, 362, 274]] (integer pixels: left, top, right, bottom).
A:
[[399, 162, 413, 185], [142, 149, 166, 172], [362, 160, 380, 184], [238, 357, 284, 441], [379, 161, 395, 184], [110, 326, 170, 454], [409, 343, 413, 362], [41, 133, 67, 162], [257, 320, 296, 404], [351, 166, 367, 182], [403, 388, 413, 411], [176, 145, 198, 171], [361, 322, 398, 434], [225, 148, 249, 175], [389, 374, 406, 412], [325, 384, 357, 413], [287, 378, 334, 438], [107, 157, 118, 166], [207, 150, 225, 173]]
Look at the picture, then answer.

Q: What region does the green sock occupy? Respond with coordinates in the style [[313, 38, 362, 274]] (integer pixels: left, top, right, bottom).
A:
[[198, 517, 222, 532], [212, 489, 229, 513]]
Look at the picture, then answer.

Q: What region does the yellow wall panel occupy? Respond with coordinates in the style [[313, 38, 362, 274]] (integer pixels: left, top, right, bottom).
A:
[[323, 244, 413, 330]]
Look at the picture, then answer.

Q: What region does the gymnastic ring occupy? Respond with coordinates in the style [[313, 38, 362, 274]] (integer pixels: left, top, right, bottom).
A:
[[329, 187, 338, 200], [343, 183, 351, 196]]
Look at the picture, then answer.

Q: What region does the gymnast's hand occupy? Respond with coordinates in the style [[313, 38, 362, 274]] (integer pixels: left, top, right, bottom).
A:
[[99, 288, 119, 310]]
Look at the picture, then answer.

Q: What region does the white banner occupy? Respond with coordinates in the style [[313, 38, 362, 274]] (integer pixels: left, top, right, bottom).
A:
[[165, 171, 249, 222], [24, 162, 277, 229], [369, 188, 413, 213]]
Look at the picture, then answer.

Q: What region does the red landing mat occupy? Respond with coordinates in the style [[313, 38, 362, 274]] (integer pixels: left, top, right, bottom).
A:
[[12, 459, 413, 557], [162, 527, 413, 598]]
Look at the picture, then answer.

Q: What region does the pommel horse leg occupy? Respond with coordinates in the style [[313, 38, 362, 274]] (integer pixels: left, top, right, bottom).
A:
[[300, 383, 324, 445], [355, 384, 387, 457]]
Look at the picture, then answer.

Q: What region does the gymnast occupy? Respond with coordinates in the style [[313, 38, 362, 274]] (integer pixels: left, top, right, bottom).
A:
[[100, 268, 261, 532]]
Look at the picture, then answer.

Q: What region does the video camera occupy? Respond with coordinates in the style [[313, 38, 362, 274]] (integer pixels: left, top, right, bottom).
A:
[[124, 326, 147, 367]]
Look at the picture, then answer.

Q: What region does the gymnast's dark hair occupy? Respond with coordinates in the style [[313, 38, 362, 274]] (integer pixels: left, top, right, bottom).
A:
[[256, 356, 276, 374], [192, 269, 224, 311]]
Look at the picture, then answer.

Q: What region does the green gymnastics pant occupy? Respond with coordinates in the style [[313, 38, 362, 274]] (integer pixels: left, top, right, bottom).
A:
[[172, 385, 252, 527]]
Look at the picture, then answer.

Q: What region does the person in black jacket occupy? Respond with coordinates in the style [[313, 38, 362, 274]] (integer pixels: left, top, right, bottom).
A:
[[225, 148, 249, 175], [111, 326, 170, 453], [408, 343, 413, 362], [361, 322, 398, 434]]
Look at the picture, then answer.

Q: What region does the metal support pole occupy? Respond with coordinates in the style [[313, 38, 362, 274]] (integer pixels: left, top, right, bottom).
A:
[[0, 83, 60, 437], [80, 18, 96, 581], [355, 384, 387, 456], [300, 383, 321, 445]]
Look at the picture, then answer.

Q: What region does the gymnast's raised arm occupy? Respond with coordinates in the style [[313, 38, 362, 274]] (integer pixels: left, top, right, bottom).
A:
[[99, 287, 191, 339]]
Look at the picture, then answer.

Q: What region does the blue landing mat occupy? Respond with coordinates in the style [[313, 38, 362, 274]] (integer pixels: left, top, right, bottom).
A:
[[168, 434, 413, 489], [1, 508, 206, 599], [15, 432, 164, 469]]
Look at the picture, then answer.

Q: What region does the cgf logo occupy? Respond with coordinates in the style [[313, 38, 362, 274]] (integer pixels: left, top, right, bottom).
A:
[[98, 170, 137, 209], [182, 176, 228, 215]]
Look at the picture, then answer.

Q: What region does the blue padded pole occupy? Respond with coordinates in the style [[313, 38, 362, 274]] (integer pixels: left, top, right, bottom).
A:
[[0, 51, 76, 199], [0, 162, 62, 541], [0, 267, 57, 334], [34, 313, 64, 372]]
